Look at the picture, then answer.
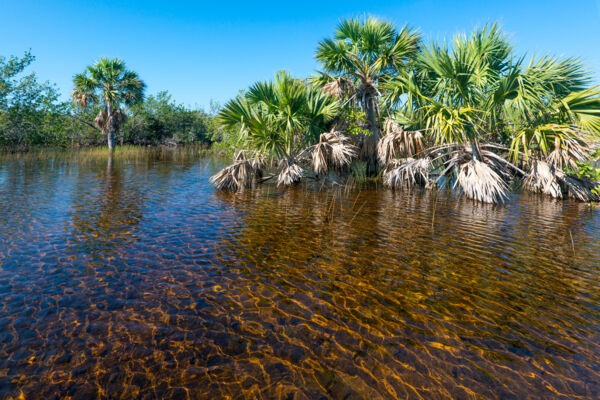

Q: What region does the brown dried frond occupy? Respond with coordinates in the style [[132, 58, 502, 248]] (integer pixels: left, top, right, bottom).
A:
[[277, 159, 303, 186], [94, 108, 126, 134], [114, 109, 127, 126], [547, 136, 589, 171], [73, 92, 91, 108], [312, 142, 329, 174], [210, 151, 263, 191], [94, 110, 108, 133], [524, 160, 562, 199], [322, 77, 355, 100], [357, 78, 378, 98], [383, 158, 432, 189], [311, 131, 357, 174], [455, 159, 508, 204], [378, 118, 424, 165], [557, 173, 600, 202], [523, 159, 599, 201]]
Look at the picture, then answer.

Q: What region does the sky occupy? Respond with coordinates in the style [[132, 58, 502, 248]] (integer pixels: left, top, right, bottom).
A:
[[1, 0, 600, 110]]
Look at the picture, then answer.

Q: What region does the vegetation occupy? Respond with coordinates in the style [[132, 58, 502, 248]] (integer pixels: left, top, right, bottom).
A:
[[212, 19, 600, 204], [1, 19, 599, 205], [315, 17, 421, 173], [0, 53, 216, 150], [0, 51, 72, 148], [212, 71, 344, 190], [119, 91, 214, 145]]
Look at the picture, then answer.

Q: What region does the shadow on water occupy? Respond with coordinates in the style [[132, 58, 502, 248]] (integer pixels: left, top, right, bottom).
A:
[[0, 147, 599, 398]]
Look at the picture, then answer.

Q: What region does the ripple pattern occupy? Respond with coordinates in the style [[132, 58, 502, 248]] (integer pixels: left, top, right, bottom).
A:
[[1, 149, 600, 399]]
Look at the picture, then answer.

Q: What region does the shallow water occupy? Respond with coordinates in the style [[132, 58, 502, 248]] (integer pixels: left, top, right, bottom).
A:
[[1, 148, 600, 399]]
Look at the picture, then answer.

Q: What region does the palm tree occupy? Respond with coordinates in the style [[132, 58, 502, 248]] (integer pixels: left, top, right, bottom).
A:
[[382, 24, 600, 203], [72, 58, 145, 151], [315, 17, 421, 173], [211, 71, 347, 190]]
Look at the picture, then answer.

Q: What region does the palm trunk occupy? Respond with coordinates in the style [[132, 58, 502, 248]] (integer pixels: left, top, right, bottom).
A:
[[106, 102, 115, 152], [362, 94, 380, 175]]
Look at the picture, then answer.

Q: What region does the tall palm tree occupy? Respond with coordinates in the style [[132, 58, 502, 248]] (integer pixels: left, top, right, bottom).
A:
[[72, 58, 145, 151], [315, 17, 421, 173]]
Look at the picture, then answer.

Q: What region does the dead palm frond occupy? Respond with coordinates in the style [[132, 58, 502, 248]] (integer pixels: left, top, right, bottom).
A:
[[312, 141, 329, 175], [383, 157, 432, 189], [546, 135, 589, 170], [311, 131, 357, 174], [210, 151, 263, 191], [523, 160, 563, 199], [558, 173, 600, 202], [522, 159, 599, 201], [455, 159, 509, 204], [322, 77, 356, 100], [94, 108, 126, 134], [277, 159, 304, 186], [377, 118, 425, 165]]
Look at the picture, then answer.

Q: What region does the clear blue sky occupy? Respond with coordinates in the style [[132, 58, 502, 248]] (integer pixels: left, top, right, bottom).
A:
[[1, 0, 599, 110]]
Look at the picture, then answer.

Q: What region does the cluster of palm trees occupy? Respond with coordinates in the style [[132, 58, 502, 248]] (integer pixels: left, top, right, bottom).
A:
[[212, 18, 600, 204]]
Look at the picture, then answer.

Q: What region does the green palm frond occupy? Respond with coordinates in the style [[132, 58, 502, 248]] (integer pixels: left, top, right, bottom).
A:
[[509, 123, 590, 168], [317, 17, 421, 82], [558, 86, 600, 134], [217, 70, 339, 160]]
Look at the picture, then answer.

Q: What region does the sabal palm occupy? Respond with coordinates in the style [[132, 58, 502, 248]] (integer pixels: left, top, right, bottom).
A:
[[72, 58, 145, 151], [384, 24, 600, 202], [218, 70, 338, 161], [315, 17, 421, 172], [395, 25, 598, 152]]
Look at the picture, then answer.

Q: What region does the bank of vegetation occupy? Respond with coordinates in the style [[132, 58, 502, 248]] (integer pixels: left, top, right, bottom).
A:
[[212, 19, 600, 204], [2, 19, 599, 205]]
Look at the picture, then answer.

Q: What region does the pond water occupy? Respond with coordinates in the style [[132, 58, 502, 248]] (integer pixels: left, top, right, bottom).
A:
[[1, 148, 600, 399]]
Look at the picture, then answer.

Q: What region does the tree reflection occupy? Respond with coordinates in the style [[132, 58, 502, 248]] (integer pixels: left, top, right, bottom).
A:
[[68, 153, 144, 260]]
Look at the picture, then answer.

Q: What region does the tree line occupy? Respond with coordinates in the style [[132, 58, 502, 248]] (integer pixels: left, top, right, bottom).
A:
[[0, 52, 217, 149]]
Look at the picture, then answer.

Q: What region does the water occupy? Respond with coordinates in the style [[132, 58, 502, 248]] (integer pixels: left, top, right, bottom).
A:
[[1, 148, 600, 399]]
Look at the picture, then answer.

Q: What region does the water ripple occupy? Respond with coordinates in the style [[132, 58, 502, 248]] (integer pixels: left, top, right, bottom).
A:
[[0, 149, 599, 399]]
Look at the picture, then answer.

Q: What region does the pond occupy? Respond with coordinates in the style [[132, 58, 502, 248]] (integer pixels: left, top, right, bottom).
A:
[[1, 148, 600, 399]]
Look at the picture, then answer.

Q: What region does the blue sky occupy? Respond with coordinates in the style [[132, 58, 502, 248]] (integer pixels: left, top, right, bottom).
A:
[[1, 0, 599, 110]]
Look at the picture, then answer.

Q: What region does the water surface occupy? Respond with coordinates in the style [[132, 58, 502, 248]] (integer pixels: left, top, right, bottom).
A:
[[1, 148, 600, 399]]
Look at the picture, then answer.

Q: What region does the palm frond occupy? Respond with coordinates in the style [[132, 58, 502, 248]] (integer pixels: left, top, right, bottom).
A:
[[210, 151, 263, 191], [277, 159, 303, 186], [523, 160, 563, 199], [377, 118, 425, 164], [455, 159, 508, 204], [383, 157, 432, 188], [311, 131, 357, 174]]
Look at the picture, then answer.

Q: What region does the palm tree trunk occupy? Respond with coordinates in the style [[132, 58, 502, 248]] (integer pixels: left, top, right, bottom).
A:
[[106, 102, 115, 152], [362, 94, 380, 175]]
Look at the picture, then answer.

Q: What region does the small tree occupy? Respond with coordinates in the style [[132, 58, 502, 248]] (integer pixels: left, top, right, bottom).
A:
[[72, 58, 145, 151]]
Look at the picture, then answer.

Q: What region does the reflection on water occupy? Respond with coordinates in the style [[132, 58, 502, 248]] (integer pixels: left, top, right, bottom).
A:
[[1, 148, 599, 399]]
